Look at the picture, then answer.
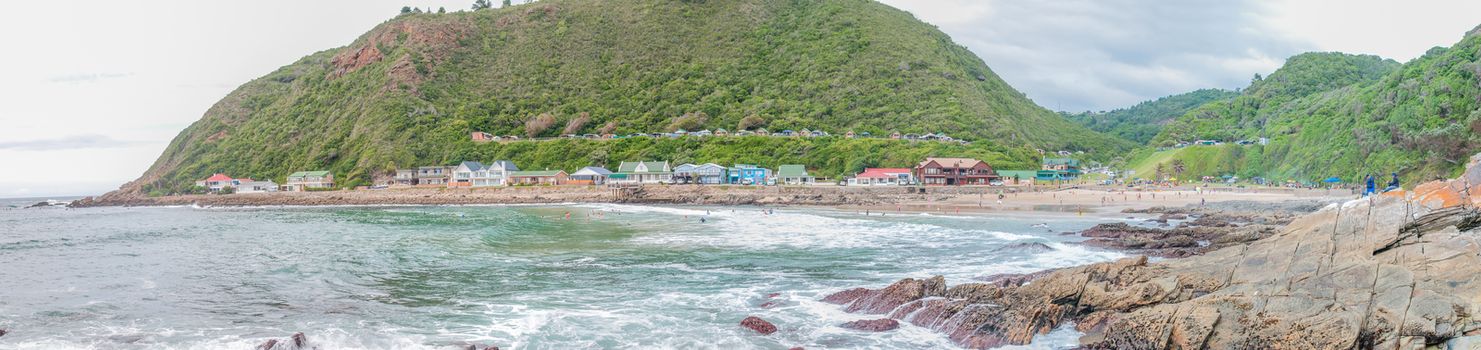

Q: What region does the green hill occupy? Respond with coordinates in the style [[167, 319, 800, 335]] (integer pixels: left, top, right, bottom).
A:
[[117, 0, 1131, 195], [1065, 89, 1237, 144], [1135, 27, 1481, 183], [1152, 52, 1400, 145]]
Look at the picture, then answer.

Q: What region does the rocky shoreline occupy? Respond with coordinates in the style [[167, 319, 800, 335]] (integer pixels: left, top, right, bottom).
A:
[[814, 155, 1481, 349]]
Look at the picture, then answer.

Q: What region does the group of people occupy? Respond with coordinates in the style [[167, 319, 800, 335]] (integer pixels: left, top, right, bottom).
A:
[[1363, 173, 1402, 196]]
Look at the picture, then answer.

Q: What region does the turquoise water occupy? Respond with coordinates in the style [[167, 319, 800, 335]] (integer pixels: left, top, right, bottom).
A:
[[0, 202, 1126, 349]]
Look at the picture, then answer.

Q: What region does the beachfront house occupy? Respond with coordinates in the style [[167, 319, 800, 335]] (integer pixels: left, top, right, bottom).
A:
[[394, 169, 417, 187], [995, 170, 1038, 185], [569, 166, 613, 185], [236, 180, 279, 194], [508, 170, 568, 186], [487, 160, 519, 186], [849, 168, 916, 186], [449, 161, 485, 187], [196, 173, 240, 193], [611, 161, 673, 184], [728, 164, 772, 185], [283, 171, 334, 191], [451, 161, 519, 187], [674, 163, 729, 184], [777, 165, 812, 185], [1037, 158, 1083, 181], [416, 166, 451, 187], [914, 158, 998, 186]]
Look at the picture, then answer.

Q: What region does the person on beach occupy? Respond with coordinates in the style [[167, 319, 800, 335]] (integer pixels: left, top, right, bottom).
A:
[[1364, 174, 1376, 196]]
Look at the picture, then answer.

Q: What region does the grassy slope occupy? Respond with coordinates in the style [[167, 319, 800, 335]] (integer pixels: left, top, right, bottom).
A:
[[1065, 89, 1237, 144], [1134, 30, 1481, 183], [1125, 145, 1268, 181], [124, 0, 1130, 195]]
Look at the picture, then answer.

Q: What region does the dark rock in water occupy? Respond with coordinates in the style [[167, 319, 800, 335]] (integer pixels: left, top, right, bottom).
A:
[[740, 316, 778, 335], [832, 276, 946, 314], [842, 318, 900, 332], [995, 242, 1053, 253], [759, 301, 780, 309], [257, 332, 310, 350], [26, 201, 50, 208], [462, 345, 500, 350], [766, 292, 781, 298], [821, 287, 870, 305], [788, 347, 805, 350], [0, 328, 7, 337]]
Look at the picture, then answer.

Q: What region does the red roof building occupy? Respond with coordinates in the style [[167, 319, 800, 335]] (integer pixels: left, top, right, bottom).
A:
[[852, 168, 915, 186], [913, 158, 998, 186]]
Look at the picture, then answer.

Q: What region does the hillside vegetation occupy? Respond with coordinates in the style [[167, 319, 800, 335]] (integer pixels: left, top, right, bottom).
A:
[[1135, 29, 1481, 183], [1153, 52, 1401, 145], [1065, 89, 1237, 144], [121, 0, 1131, 194]]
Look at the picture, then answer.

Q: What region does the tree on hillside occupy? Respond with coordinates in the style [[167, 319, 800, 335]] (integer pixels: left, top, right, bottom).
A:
[[472, 0, 492, 10], [1155, 163, 1167, 181], [1171, 159, 1186, 184], [438, 7, 446, 13], [738, 114, 766, 130], [400, 6, 413, 14], [563, 112, 591, 135], [526, 113, 557, 138], [502, 0, 512, 7], [667, 112, 709, 132]]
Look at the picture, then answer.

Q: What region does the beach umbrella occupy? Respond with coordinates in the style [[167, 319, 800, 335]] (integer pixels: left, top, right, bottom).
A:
[[1323, 177, 1341, 183]]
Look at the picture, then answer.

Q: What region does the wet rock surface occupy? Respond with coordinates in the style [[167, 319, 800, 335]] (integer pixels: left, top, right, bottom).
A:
[[740, 316, 778, 335], [256, 332, 312, 350], [827, 154, 1481, 349], [842, 318, 900, 332], [1080, 201, 1329, 258]]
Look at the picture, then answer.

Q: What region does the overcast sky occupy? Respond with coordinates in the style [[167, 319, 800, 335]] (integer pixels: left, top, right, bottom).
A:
[[1, 0, 1478, 198]]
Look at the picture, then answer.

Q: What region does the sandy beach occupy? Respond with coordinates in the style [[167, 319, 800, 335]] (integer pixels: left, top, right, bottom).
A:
[[73, 183, 1350, 216]]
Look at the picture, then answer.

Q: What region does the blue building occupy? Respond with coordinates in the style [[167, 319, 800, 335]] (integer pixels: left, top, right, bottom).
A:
[[728, 164, 772, 185]]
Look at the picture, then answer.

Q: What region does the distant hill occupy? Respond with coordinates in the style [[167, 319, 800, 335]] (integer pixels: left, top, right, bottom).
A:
[[114, 0, 1131, 195], [1152, 52, 1401, 145], [1065, 89, 1237, 144], [1133, 27, 1481, 182]]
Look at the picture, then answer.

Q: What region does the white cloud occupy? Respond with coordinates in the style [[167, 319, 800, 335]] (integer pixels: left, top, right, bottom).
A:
[[879, 0, 1480, 112]]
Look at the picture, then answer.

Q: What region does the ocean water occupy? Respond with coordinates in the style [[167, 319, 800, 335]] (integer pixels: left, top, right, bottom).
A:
[[0, 201, 1127, 349]]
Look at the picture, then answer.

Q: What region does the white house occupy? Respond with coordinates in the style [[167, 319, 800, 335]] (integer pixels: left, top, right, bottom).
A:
[[611, 161, 673, 184], [674, 163, 728, 184], [236, 180, 280, 194]]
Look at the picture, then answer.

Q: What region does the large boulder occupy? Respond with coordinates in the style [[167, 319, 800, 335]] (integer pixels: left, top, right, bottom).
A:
[[739, 316, 777, 335], [823, 276, 946, 314]]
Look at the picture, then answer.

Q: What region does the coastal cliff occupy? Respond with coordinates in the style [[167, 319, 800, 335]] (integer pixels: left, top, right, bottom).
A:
[[827, 154, 1481, 349]]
